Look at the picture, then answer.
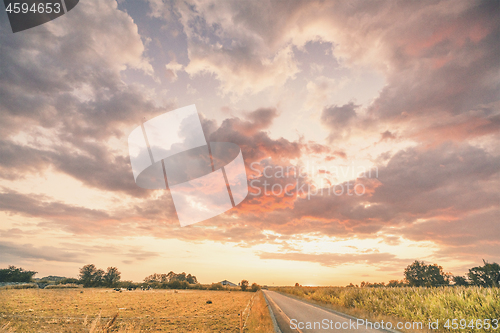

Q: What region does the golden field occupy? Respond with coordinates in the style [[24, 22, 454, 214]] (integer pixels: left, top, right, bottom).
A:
[[275, 286, 500, 333], [0, 288, 267, 332]]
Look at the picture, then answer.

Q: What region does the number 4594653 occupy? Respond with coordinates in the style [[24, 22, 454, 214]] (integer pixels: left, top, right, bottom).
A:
[[444, 319, 499, 330], [5, 2, 61, 14]]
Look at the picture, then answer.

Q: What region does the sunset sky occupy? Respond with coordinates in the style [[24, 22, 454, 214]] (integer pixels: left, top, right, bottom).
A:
[[0, 0, 499, 286]]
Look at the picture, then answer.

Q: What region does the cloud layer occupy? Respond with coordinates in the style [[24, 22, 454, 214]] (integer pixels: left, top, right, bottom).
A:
[[0, 0, 499, 276]]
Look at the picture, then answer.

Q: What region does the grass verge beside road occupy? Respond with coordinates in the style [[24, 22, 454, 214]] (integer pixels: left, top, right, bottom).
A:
[[243, 291, 275, 332]]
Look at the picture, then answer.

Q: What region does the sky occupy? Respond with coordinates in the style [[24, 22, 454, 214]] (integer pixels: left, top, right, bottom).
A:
[[0, 0, 499, 286]]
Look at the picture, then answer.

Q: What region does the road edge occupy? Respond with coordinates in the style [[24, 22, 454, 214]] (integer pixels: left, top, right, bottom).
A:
[[271, 290, 401, 333], [262, 290, 283, 333]]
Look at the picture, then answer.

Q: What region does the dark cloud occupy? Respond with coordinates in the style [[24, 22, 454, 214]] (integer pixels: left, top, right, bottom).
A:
[[321, 102, 359, 142], [0, 0, 158, 139], [370, 143, 500, 218], [0, 141, 52, 180], [0, 241, 83, 263], [0, 188, 122, 236], [380, 130, 396, 141], [321, 103, 358, 127], [170, 0, 500, 144], [0, 188, 109, 221], [0, 103, 306, 199], [0, 141, 150, 197], [241, 108, 279, 134], [369, 1, 500, 121], [0, 241, 161, 266], [397, 209, 500, 247], [208, 113, 302, 164], [408, 107, 500, 145], [0, 0, 175, 200]]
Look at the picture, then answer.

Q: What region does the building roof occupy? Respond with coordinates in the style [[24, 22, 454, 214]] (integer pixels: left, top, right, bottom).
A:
[[219, 280, 237, 286]]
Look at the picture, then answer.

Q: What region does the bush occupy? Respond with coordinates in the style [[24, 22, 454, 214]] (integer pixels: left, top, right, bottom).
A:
[[57, 278, 81, 285], [240, 280, 249, 291], [0, 283, 38, 289], [44, 284, 82, 289], [209, 283, 224, 291], [167, 280, 186, 289], [116, 281, 141, 289], [251, 283, 260, 292], [188, 283, 204, 290]]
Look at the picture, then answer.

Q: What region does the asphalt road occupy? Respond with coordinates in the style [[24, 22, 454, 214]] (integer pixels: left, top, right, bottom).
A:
[[262, 290, 391, 333]]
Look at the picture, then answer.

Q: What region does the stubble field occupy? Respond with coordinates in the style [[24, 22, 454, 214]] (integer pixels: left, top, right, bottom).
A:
[[0, 288, 259, 332]]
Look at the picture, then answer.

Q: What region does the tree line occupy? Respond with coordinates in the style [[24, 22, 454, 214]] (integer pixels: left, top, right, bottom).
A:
[[0, 266, 37, 283], [6, 260, 497, 289], [78, 264, 121, 287], [57, 264, 262, 291], [76, 264, 204, 289], [143, 272, 198, 284], [351, 260, 500, 288], [0, 264, 262, 291]]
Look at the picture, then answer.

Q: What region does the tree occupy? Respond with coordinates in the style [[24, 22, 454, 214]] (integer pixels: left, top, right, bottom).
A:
[[167, 272, 198, 284], [167, 271, 185, 282], [79, 264, 97, 287], [94, 269, 105, 286], [468, 260, 500, 287], [0, 266, 37, 282], [186, 274, 198, 284], [425, 264, 449, 286], [453, 276, 469, 286], [79, 264, 105, 287], [404, 261, 449, 287], [103, 267, 121, 287], [144, 273, 168, 283], [240, 280, 249, 291], [295, 283, 300, 287], [251, 283, 260, 292]]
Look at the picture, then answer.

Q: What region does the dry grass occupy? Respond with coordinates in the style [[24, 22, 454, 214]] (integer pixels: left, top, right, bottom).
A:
[[0, 284, 38, 290], [0, 288, 256, 332], [0, 322, 16, 333], [242, 291, 275, 333], [44, 284, 82, 289]]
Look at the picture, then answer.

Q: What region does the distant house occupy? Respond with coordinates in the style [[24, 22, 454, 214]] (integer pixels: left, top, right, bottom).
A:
[[219, 280, 237, 287]]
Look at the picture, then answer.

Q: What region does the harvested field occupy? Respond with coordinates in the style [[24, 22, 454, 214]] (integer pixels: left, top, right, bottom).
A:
[[0, 288, 257, 332]]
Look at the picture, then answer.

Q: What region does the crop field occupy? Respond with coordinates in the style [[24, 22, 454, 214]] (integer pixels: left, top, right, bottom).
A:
[[0, 288, 262, 332], [275, 286, 500, 333]]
